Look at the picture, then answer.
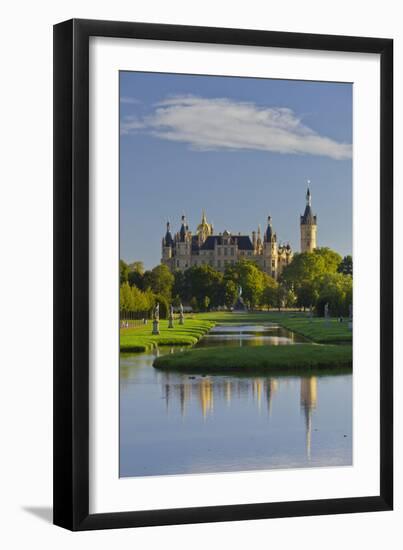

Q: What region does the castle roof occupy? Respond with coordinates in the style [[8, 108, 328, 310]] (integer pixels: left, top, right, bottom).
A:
[[200, 235, 254, 251], [266, 224, 272, 241], [164, 221, 174, 247], [164, 231, 174, 247], [179, 215, 187, 241], [301, 185, 316, 224], [301, 204, 316, 224]]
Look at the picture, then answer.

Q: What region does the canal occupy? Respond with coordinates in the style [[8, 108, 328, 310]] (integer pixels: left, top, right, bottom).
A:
[[120, 323, 352, 477]]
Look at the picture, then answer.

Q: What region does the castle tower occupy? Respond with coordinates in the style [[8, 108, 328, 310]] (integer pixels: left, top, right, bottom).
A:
[[256, 224, 262, 254], [300, 377, 318, 459], [161, 221, 174, 266], [175, 215, 192, 270], [263, 216, 278, 278], [300, 185, 317, 253]]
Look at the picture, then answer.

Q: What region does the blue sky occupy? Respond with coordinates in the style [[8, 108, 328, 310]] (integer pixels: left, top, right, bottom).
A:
[[120, 71, 352, 269]]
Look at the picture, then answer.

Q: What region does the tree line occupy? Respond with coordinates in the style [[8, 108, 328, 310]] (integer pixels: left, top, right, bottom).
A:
[[119, 249, 353, 318]]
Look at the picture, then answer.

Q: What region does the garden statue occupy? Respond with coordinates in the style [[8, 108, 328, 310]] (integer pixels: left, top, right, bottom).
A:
[[233, 285, 247, 312], [152, 302, 160, 335], [179, 302, 184, 325]]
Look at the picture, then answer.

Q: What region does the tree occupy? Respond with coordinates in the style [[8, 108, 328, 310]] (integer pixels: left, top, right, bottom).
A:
[[128, 270, 143, 288], [224, 279, 238, 309], [316, 273, 352, 316], [281, 247, 343, 310], [173, 270, 187, 302], [190, 297, 198, 312], [119, 281, 132, 312], [338, 255, 353, 276], [224, 260, 266, 308], [313, 247, 343, 272], [128, 261, 144, 275], [203, 296, 211, 311], [119, 282, 155, 315], [143, 264, 174, 301], [127, 261, 145, 288], [183, 265, 224, 308], [119, 259, 129, 284], [260, 276, 278, 310]]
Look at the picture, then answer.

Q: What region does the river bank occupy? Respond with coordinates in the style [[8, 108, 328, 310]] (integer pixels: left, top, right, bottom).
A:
[[153, 342, 352, 373], [120, 319, 215, 352]]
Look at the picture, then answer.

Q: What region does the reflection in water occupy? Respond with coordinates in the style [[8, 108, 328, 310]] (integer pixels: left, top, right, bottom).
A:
[[300, 377, 317, 459], [195, 323, 306, 348], [160, 373, 317, 457], [120, 323, 352, 477]]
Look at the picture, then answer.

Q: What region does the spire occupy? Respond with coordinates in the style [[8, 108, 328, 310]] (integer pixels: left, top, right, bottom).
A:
[[179, 214, 186, 242], [266, 215, 273, 241], [301, 182, 316, 225], [164, 220, 174, 247], [257, 224, 262, 248], [306, 181, 312, 207]]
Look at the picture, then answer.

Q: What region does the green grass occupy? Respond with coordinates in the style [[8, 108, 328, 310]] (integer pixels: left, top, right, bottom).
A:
[[119, 319, 215, 353], [153, 343, 352, 374], [194, 311, 352, 344]]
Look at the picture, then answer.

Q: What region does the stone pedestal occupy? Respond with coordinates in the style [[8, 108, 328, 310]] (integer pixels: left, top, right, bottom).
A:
[[152, 319, 160, 335], [179, 313, 184, 325]]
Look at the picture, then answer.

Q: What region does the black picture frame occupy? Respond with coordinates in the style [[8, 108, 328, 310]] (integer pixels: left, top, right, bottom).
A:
[[53, 18, 393, 531]]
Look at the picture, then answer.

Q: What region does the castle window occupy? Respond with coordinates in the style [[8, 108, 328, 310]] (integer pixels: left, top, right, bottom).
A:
[[230, 248, 234, 256], [224, 248, 228, 256], [217, 260, 221, 267], [218, 248, 221, 255], [272, 260, 275, 268]]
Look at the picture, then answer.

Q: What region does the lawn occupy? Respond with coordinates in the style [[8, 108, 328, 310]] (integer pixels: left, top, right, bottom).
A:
[[119, 318, 215, 353], [194, 311, 352, 344], [153, 343, 353, 373]]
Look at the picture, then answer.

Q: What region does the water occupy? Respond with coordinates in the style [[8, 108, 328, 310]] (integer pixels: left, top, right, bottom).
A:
[[120, 323, 352, 477]]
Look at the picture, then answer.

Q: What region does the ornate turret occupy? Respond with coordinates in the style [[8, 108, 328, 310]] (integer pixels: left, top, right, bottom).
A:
[[264, 216, 276, 243], [179, 214, 187, 242], [196, 210, 213, 244], [162, 220, 174, 263], [300, 184, 317, 252], [164, 221, 174, 247]]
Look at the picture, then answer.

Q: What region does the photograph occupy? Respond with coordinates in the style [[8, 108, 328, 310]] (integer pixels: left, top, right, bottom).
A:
[[119, 71, 353, 478]]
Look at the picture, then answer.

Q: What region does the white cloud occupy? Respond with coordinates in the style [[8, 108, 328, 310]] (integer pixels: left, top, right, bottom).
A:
[[121, 95, 352, 160]]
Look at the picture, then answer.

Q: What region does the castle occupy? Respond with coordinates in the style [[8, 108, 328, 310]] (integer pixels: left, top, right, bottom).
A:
[[161, 187, 317, 279]]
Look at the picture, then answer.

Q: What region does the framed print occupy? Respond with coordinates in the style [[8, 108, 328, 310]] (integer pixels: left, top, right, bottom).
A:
[[53, 19, 393, 530]]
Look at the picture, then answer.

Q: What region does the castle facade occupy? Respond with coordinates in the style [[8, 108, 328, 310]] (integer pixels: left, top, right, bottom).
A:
[[161, 187, 317, 279]]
